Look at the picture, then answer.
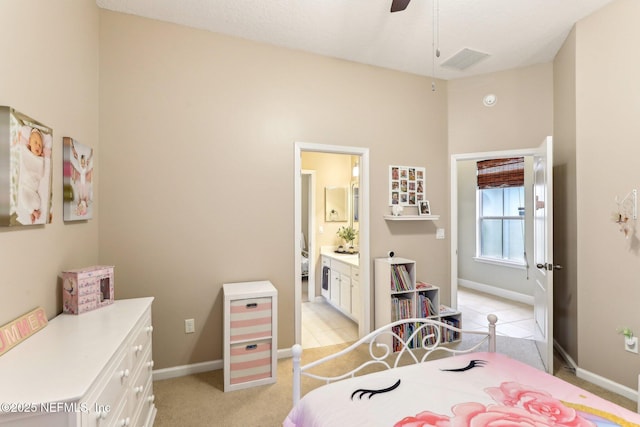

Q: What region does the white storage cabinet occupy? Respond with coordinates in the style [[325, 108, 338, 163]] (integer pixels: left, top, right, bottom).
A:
[[223, 281, 278, 392]]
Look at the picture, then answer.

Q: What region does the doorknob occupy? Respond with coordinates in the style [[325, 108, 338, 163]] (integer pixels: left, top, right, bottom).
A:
[[536, 263, 563, 271]]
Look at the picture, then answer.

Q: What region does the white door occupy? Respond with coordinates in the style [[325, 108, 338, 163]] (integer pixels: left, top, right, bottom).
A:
[[533, 136, 555, 373]]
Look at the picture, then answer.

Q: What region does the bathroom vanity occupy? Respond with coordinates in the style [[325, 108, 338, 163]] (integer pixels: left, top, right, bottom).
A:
[[320, 248, 360, 322]]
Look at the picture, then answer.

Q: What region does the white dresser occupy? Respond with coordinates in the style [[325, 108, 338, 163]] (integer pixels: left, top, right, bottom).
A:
[[0, 297, 156, 427]]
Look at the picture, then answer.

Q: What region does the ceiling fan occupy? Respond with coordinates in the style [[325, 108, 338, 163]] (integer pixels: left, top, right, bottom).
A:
[[390, 0, 411, 12]]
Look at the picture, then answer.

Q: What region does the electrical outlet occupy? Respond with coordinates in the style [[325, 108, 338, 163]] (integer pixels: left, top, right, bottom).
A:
[[436, 228, 445, 240], [625, 336, 638, 353], [185, 318, 195, 334]]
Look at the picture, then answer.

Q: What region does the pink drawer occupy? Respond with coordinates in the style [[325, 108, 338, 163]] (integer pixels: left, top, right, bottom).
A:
[[229, 341, 272, 385], [229, 297, 272, 341]]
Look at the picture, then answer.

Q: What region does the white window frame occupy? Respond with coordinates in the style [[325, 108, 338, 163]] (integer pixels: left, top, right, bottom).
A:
[[475, 187, 526, 268]]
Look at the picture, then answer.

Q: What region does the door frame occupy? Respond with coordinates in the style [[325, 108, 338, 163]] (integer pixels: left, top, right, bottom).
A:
[[450, 147, 548, 345], [301, 169, 316, 299], [294, 142, 371, 344]]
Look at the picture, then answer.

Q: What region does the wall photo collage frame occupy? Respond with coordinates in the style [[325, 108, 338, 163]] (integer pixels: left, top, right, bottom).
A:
[[389, 165, 426, 206]]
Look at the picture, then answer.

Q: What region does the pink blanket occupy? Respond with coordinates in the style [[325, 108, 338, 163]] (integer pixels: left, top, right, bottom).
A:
[[284, 352, 640, 426]]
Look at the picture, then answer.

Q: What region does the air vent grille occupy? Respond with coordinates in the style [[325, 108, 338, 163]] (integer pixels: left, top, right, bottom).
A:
[[441, 48, 490, 71]]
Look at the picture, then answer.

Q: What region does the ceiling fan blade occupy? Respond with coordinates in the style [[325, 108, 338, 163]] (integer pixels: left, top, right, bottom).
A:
[[390, 0, 411, 12]]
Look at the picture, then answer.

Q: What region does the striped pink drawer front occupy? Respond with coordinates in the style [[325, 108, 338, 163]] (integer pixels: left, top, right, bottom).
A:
[[229, 341, 272, 385], [230, 297, 272, 341]]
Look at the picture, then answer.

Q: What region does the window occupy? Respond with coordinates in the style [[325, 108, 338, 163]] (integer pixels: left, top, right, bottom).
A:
[[476, 157, 525, 266], [477, 187, 525, 264]]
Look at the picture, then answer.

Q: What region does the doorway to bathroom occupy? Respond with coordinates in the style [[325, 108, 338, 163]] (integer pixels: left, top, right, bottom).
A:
[[294, 142, 370, 348]]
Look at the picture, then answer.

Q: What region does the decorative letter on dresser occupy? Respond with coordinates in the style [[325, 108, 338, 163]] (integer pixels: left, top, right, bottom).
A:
[[223, 281, 278, 392], [0, 297, 156, 427]]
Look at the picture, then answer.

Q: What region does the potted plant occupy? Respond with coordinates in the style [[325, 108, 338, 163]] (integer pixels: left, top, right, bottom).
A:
[[337, 226, 358, 252]]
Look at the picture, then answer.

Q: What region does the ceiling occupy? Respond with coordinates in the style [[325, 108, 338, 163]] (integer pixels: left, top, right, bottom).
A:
[[96, 0, 614, 80]]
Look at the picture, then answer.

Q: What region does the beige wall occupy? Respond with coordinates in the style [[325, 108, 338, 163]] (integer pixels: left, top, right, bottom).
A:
[[447, 63, 554, 155], [553, 27, 579, 362], [572, 0, 640, 389], [0, 2, 100, 323], [98, 11, 449, 369]]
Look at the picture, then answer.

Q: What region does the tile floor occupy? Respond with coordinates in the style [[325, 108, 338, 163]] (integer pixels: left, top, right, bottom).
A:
[[457, 286, 535, 339], [301, 295, 359, 349], [301, 284, 535, 349]]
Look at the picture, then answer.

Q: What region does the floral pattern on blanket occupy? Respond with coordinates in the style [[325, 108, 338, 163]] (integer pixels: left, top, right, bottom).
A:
[[395, 381, 625, 427]]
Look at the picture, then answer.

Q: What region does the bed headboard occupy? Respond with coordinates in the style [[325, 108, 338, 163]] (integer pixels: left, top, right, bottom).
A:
[[292, 314, 497, 405]]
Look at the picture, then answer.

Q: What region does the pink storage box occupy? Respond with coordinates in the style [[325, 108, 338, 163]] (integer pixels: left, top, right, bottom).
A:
[[62, 266, 114, 314]]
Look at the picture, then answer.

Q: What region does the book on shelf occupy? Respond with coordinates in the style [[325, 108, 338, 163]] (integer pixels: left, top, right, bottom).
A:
[[417, 294, 437, 317], [439, 304, 458, 315], [415, 281, 433, 289], [390, 264, 412, 291], [391, 296, 413, 320]]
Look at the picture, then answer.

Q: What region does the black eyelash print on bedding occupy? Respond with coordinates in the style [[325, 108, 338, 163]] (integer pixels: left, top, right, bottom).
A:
[[351, 379, 401, 400], [440, 359, 488, 372]]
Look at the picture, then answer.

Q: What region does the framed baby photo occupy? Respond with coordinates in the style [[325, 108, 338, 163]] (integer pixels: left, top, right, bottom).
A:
[[63, 137, 94, 221], [0, 106, 53, 226], [419, 200, 431, 216]]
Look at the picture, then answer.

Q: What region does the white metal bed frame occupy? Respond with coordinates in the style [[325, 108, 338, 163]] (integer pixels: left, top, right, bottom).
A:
[[291, 314, 497, 405]]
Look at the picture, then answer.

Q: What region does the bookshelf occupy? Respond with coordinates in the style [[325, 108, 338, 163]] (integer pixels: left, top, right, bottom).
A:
[[374, 257, 461, 351]]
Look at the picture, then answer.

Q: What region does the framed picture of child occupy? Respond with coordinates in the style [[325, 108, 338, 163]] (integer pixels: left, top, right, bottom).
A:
[[419, 200, 431, 216], [63, 137, 94, 221], [0, 106, 53, 226]]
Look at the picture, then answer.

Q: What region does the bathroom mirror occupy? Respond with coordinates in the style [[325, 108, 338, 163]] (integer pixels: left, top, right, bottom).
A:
[[325, 186, 348, 222]]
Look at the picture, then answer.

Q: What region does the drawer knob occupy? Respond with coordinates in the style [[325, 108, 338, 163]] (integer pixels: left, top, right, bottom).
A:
[[96, 411, 108, 420], [133, 344, 143, 354], [135, 385, 144, 394], [146, 325, 154, 335], [120, 368, 130, 379], [119, 417, 131, 426], [246, 302, 258, 309], [147, 360, 155, 369], [148, 394, 155, 404]]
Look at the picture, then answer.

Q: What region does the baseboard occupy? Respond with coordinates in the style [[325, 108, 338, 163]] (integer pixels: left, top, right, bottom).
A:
[[152, 348, 294, 381], [152, 359, 223, 381], [575, 367, 638, 403], [458, 279, 534, 305], [554, 340, 639, 404]]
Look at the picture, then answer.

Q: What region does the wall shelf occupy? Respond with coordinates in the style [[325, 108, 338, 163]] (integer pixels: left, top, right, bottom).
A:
[[384, 214, 440, 221]]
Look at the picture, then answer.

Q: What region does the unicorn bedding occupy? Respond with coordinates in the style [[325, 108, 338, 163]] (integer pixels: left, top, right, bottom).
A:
[[284, 352, 640, 427]]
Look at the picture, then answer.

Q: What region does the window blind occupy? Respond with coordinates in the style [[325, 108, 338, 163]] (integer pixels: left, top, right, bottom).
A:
[[477, 157, 524, 189]]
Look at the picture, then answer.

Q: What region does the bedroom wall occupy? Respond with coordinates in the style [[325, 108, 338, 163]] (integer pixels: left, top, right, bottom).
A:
[[98, 10, 449, 370], [572, 0, 640, 389], [447, 63, 554, 155], [552, 27, 579, 363], [0, 2, 100, 324]]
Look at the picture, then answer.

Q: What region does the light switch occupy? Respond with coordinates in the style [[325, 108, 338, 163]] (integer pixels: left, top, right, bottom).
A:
[[436, 228, 445, 240]]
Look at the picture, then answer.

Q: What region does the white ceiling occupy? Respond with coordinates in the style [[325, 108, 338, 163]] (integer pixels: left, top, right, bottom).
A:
[[96, 0, 614, 80]]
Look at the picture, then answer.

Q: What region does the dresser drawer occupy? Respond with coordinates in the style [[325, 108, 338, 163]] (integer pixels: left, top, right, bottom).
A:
[[129, 347, 152, 414], [130, 313, 153, 368], [229, 340, 272, 385], [229, 297, 273, 341], [84, 348, 130, 427], [131, 375, 154, 427]]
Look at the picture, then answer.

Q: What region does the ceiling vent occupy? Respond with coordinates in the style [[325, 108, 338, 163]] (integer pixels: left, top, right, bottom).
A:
[[441, 48, 490, 71]]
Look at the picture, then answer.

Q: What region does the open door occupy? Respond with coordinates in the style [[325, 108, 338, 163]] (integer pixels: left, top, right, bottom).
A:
[[533, 136, 556, 373]]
